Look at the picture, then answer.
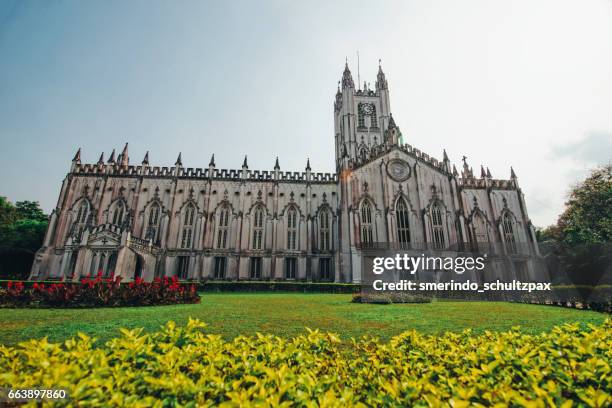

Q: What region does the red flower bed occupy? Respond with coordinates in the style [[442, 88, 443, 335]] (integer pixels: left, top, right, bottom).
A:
[[0, 274, 200, 307]]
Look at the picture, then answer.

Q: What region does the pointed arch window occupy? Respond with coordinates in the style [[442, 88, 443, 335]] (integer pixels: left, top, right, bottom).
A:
[[216, 206, 231, 249], [146, 202, 161, 243], [396, 198, 411, 245], [181, 204, 196, 249], [252, 206, 265, 250], [360, 201, 374, 245], [431, 203, 445, 249], [111, 201, 125, 226], [502, 212, 517, 253], [72, 200, 90, 240], [319, 208, 331, 251], [472, 213, 489, 247], [287, 207, 298, 250]]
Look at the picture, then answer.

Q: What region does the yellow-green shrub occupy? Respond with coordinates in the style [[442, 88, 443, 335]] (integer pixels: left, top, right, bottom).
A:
[[0, 320, 610, 407]]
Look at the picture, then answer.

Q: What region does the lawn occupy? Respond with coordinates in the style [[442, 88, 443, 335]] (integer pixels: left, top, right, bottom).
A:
[[0, 293, 607, 346]]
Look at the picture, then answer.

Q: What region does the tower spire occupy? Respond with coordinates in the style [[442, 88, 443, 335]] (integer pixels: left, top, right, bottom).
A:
[[97, 152, 104, 165], [107, 149, 116, 164], [120, 143, 129, 166], [72, 148, 81, 163], [376, 59, 388, 91], [341, 61, 354, 89]]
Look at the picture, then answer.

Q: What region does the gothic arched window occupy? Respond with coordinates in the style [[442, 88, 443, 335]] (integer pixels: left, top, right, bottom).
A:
[[431, 203, 445, 249], [216, 206, 231, 249], [472, 213, 488, 247], [181, 204, 196, 249], [360, 201, 373, 245], [502, 212, 517, 253], [146, 202, 161, 242], [72, 200, 90, 240], [319, 208, 331, 251], [287, 207, 298, 250], [111, 201, 126, 227], [252, 206, 265, 250], [396, 198, 410, 245]]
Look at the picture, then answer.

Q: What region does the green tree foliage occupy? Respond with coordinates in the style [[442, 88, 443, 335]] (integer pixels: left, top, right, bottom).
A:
[[0, 197, 48, 279], [538, 166, 612, 287]]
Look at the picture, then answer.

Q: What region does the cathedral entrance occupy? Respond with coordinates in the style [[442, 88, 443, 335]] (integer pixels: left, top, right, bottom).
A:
[[134, 255, 144, 280]]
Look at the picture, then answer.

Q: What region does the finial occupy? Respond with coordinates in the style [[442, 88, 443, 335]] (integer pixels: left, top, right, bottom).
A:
[[443, 149, 449, 161], [274, 156, 280, 170], [175, 152, 182, 166], [480, 165, 486, 178], [306, 158, 311, 171], [120, 143, 129, 166], [462, 155, 468, 165], [242, 155, 248, 168], [510, 166, 517, 179], [72, 147, 81, 163], [486, 167, 492, 178], [388, 113, 396, 129], [379, 58, 382, 68], [452, 164, 458, 177], [107, 149, 116, 164], [209, 153, 215, 167], [97, 152, 104, 165], [142, 151, 149, 165]]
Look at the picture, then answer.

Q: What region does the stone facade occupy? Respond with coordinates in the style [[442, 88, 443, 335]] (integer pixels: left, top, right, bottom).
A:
[[30, 62, 541, 283]]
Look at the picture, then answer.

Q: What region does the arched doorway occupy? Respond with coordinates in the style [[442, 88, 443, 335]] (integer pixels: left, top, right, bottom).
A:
[[134, 255, 144, 280]]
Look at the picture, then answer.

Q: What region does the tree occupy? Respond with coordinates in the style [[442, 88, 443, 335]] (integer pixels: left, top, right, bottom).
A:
[[556, 165, 611, 246], [0, 198, 48, 279]]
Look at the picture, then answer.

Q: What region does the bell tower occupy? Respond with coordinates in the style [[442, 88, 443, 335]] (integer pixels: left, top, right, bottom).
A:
[[334, 60, 393, 170]]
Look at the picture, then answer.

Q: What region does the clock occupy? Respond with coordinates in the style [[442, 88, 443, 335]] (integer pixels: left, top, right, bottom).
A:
[[359, 103, 375, 115], [387, 159, 411, 181]]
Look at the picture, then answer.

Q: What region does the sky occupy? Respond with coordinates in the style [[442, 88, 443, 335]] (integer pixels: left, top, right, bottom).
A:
[[0, 0, 611, 227]]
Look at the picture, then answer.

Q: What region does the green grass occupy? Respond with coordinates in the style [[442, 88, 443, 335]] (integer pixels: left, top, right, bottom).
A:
[[0, 293, 607, 346]]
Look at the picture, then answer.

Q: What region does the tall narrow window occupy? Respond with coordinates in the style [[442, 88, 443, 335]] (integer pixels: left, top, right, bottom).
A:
[[181, 204, 196, 249], [502, 212, 517, 253], [370, 105, 378, 128], [287, 207, 298, 250], [396, 198, 410, 245], [250, 257, 262, 279], [214, 256, 227, 279], [360, 201, 373, 245], [72, 200, 90, 240], [177, 256, 189, 279], [146, 203, 161, 242], [285, 257, 297, 279], [319, 258, 332, 281], [111, 201, 125, 226], [319, 209, 331, 251], [472, 213, 488, 250], [431, 203, 445, 249], [252, 206, 264, 250], [216, 206, 230, 249]]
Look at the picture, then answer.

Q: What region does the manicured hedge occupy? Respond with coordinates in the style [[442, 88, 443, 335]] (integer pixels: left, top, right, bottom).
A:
[[197, 280, 360, 293], [0, 319, 609, 406]]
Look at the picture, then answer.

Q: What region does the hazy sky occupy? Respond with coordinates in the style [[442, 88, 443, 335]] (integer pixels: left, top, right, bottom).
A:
[[1, 0, 611, 227]]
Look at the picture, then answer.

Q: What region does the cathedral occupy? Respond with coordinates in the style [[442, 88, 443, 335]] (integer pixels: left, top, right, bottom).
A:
[[30, 62, 541, 283]]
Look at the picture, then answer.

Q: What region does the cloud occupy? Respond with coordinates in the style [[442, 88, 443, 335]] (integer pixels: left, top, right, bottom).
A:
[[551, 131, 612, 165]]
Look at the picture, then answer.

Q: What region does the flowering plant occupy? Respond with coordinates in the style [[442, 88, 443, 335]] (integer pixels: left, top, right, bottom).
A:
[[0, 274, 199, 307]]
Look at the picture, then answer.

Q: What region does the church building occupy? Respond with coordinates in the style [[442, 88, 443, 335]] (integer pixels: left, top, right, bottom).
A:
[[30, 62, 541, 283]]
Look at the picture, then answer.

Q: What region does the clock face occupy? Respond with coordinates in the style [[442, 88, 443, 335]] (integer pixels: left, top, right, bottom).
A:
[[359, 103, 374, 115], [387, 159, 411, 181]]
